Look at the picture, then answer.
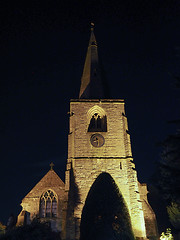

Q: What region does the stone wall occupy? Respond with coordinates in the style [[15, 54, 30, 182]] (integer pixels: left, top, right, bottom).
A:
[[65, 99, 149, 240], [139, 183, 158, 239], [17, 169, 66, 235]]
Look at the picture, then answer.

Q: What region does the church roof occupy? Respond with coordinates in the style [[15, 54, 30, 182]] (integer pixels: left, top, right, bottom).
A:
[[23, 168, 65, 199], [79, 23, 105, 99]]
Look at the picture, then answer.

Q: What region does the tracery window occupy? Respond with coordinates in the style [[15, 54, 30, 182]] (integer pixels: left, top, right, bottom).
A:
[[39, 190, 57, 218], [88, 113, 107, 132]]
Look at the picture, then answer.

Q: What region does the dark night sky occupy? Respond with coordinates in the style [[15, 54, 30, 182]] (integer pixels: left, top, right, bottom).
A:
[[0, 0, 180, 225]]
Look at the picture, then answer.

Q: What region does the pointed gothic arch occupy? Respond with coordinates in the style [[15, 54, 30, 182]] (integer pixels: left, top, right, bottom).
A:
[[87, 105, 107, 132], [39, 189, 58, 218], [80, 172, 134, 240]]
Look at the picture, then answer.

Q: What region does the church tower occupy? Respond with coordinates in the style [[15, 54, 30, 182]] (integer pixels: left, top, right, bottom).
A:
[[65, 25, 157, 240]]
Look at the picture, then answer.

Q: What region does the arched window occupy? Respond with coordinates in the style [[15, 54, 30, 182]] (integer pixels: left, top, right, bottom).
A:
[[39, 190, 57, 218], [88, 113, 107, 132], [87, 106, 107, 132]]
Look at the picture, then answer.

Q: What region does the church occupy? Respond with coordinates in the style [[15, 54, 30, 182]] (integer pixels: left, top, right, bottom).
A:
[[17, 25, 158, 240]]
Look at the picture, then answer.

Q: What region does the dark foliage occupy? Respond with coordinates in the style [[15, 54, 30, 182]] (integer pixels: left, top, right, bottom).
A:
[[0, 218, 61, 240], [159, 133, 180, 204], [6, 213, 16, 231], [157, 76, 180, 230], [80, 172, 135, 240], [158, 133, 180, 230]]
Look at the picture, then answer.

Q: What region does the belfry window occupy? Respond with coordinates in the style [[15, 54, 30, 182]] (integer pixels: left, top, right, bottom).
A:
[[88, 113, 107, 132], [40, 190, 57, 218]]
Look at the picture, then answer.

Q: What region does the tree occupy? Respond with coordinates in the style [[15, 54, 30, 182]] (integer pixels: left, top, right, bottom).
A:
[[158, 133, 180, 205], [0, 223, 6, 236], [167, 202, 180, 230], [80, 172, 135, 240], [157, 76, 180, 232], [160, 228, 174, 240], [0, 218, 61, 240]]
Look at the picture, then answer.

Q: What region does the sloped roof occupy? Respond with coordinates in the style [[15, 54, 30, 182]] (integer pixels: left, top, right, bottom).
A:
[[24, 169, 65, 199]]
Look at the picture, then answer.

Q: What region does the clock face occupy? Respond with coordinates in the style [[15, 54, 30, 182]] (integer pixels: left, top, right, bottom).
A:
[[90, 134, 105, 147]]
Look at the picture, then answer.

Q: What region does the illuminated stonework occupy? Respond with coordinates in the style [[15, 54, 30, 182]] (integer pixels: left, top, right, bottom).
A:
[[17, 169, 66, 234], [65, 25, 158, 240], [65, 99, 158, 240], [17, 26, 158, 240]]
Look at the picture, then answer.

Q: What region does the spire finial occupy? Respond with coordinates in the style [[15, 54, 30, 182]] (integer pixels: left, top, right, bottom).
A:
[[50, 162, 54, 170], [91, 22, 95, 31]]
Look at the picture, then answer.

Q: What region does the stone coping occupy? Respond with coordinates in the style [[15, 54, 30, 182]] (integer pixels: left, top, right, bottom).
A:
[[70, 99, 125, 103]]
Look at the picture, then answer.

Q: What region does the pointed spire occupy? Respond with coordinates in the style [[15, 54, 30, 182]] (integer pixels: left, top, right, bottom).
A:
[[79, 23, 104, 99]]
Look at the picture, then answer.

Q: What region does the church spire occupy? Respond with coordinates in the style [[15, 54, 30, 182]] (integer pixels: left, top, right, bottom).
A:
[[79, 23, 104, 99]]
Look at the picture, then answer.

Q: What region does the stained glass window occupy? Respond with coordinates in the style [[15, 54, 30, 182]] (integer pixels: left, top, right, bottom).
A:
[[39, 190, 58, 218], [52, 199, 57, 217], [40, 198, 45, 218]]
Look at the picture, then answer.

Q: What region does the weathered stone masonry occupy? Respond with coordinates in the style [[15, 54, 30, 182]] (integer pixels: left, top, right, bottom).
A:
[[17, 26, 158, 240]]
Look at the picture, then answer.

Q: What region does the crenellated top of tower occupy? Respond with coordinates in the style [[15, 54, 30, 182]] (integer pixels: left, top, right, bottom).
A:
[[79, 23, 105, 99]]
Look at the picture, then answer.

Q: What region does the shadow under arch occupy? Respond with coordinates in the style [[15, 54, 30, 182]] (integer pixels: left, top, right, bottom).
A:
[[80, 172, 135, 240]]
